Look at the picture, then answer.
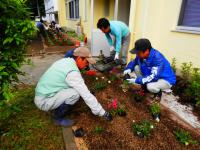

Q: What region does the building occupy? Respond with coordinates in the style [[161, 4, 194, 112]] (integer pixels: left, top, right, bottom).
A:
[[44, 0, 59, 23], [48, 0, 200, 68]]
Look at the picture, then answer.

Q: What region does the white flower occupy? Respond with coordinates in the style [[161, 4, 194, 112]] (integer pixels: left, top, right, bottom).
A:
[[108, 80, 111, 84], [96, 77, 98, 80]]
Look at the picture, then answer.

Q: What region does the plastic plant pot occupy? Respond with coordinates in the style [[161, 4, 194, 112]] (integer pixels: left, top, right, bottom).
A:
[[136, 131, 145, 138], [73, 128, 85, 137], [123, 74, 131, 80], [152, 113, 161, 122]]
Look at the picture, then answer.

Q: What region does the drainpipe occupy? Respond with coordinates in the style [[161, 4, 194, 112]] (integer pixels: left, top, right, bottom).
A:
[[114, 0, 118, 20], [90, 0, 94, 51]]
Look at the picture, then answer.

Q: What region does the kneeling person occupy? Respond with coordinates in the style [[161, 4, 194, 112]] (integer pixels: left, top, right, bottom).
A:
[[34, 47, 112, 127], [124, 38, 176, 97]]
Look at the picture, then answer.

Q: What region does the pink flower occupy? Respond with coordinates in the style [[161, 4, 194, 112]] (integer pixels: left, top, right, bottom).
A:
[[112, 99, 118, 109]]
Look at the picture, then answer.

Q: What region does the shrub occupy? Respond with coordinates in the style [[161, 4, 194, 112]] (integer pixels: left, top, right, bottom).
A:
[[0, 0, 36, 100], [171, 57, 177, 73], [181, 62, 193, 81], [185, 68, 200, 106], [174, 129, 197, 145], [132, 120, 154, 138]]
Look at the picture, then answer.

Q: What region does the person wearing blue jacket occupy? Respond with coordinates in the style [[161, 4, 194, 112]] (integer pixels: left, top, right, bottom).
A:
[[124, 38, 176, 96], [97, 18, 130, 64]]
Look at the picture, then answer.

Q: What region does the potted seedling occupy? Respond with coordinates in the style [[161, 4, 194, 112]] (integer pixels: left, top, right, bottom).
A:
[[94, 126, 104, 134], [150, 102, 161, 122], [132, 120, 154, 138], [133, 90, 145, 102], [174, 129, 197, 146]]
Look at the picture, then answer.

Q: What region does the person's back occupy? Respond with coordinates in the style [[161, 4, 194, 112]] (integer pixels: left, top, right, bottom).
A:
[[109, 21, 129, 38]]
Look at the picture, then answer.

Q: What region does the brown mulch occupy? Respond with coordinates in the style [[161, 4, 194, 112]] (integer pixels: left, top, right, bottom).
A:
[[69, 73, 200, 150]]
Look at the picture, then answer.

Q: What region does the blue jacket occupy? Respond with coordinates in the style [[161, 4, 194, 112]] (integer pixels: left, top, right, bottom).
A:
[[125, 48, 176, 85], [105, 21, 130, 53]]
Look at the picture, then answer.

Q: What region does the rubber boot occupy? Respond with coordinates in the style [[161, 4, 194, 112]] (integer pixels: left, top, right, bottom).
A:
[[53, 103, 74, 127]]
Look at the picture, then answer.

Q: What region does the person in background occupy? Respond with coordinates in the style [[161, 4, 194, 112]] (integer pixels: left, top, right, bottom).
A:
[[34, 47, 112, 127], [97, 18, 130, 65], [36, 19, 45, 37], [124, 38, 176, 99]]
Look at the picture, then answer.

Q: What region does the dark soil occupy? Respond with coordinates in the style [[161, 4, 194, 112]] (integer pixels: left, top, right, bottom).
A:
[[70, 73, 200, 150]]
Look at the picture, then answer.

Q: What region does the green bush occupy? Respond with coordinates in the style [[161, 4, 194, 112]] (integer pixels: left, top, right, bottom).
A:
[[0, 0, 36, 100], [185, 68, 200, 106], [171, 57, 177, 73], [93, 82, 107, 91]]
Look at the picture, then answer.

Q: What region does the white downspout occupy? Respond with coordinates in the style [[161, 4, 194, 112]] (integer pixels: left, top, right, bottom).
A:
[[114, 0, 119, 20], [90, 0, 94, 52]]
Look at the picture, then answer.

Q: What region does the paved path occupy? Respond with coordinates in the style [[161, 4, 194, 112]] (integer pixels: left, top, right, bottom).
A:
[[19, 54, 63, 85]]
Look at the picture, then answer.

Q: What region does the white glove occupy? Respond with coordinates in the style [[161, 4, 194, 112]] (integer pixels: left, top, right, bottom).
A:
[[114, 53, 119, 60], [123, 69, 131, 75], [110, 46, 115, 52], [126, 78, 136, 84]]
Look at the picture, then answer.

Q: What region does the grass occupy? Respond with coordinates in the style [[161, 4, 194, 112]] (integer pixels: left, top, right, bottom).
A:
[[150, 102, 161, 115], [0, 86, 64, 150]]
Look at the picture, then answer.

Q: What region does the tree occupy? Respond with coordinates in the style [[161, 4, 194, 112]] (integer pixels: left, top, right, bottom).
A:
[[25, 0, 45, 19], [0, 0, 36, 100]]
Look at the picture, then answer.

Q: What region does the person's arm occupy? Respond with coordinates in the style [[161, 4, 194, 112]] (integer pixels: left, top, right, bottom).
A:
[[105, 33, 113, 46], [125, 57, 138, 71], [64, 49, 75, 58], [113, 28, 122, 53], [135, 55, 164, 84], [65, 71, 105, 116]]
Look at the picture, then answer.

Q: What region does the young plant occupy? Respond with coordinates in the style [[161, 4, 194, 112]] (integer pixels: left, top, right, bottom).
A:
[[107, 99, 126, 117], [133, 90, 145, 102], [150, 102, 161, 122], [174, 129, 197, 145], [93, 82, 107, 91], [94, 126, 104, 134], [132, 120, 154, 138]]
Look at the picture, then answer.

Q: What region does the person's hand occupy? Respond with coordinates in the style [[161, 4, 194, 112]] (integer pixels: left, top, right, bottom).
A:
[[123, 69, 131, 75], [110, 46, 115, 52], [114, 53, 119, 60], [103, 112, 112, 121], [126, 78, 136, 84]]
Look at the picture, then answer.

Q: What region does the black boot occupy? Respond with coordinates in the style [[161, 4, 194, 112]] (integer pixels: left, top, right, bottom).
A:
[[153, 90, 162, 101]]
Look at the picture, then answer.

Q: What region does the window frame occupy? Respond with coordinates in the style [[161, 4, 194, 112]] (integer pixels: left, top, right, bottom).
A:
[[175, 0, 200, 34], [65, 0, 80, 20]]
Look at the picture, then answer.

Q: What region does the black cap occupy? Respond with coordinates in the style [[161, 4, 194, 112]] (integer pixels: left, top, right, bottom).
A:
[[130, 38, 152, 54]]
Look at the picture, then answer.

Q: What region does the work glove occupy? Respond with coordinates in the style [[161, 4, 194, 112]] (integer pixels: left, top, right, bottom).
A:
[[123, 69, 131, 75], [110, 46, 115, 52], [126, 78, 136, 84], [114, 52, 119, 60], [103, 111, 112, 121]]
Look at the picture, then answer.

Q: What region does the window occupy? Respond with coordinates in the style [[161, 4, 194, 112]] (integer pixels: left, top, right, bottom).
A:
[[65, 0, 79, 19], [178, 0, 200, 29]]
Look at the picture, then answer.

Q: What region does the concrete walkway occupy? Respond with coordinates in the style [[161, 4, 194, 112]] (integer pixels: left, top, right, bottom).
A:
[[19, 54, 63, 85]]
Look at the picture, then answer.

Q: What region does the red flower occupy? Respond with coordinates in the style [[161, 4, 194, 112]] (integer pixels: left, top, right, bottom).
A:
[[86, 70, 96, 76]]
